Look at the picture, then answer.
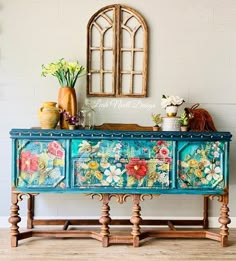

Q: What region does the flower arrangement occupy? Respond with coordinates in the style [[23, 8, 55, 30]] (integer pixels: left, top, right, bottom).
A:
[[161, 95, 185, 109], [41, 58, 85, 87], [63, 111, 80, 125]]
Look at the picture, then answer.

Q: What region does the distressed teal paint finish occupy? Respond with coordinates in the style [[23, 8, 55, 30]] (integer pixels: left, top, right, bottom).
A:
[[72, 139, 172, 189], [10, 129, 232, 194], [16, 139, 67, 189], [177, 141, 225, 189]]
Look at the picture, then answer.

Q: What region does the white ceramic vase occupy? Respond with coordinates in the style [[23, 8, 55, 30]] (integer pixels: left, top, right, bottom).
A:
[[166, 106, 178, 117]]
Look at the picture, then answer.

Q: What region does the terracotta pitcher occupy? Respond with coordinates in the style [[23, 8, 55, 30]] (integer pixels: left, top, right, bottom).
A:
[[38, 102, 60, 129]]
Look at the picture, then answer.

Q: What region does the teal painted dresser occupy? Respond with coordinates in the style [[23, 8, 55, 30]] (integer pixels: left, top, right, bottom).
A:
[[9, 128, 232, 247]]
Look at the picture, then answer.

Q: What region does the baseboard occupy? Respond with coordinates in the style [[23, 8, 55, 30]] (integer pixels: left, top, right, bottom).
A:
[[1, 216, 236, 228]]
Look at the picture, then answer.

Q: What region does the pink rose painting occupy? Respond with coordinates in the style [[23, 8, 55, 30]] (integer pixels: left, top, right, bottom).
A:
[[48, 141, 64, 159]]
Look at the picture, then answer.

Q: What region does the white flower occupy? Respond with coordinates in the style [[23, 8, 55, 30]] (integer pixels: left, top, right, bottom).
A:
[[205, 165, 221, 181], [104, 166, 122, 183], [113, 143, 122, 152], [161, 96, 172, 108], [158, 173, 169, 185], [80, 163, 89, 169], [161, 95, 185, 108], [169, 95, 184, 106], [100, 161, 110, 168], [180, 161, 188, 168]]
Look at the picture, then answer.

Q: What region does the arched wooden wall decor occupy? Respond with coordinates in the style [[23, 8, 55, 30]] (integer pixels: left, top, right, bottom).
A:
[[87, 4, 148, 97]]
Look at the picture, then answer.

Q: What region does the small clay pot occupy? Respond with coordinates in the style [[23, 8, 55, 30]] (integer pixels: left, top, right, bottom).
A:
[[153, 126, 160, 131], [68, 124, 76, 130], [181, 126, 188, 132]]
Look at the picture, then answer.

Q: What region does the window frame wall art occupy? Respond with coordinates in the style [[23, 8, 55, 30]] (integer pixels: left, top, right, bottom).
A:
[[87, 4, 149, 97]]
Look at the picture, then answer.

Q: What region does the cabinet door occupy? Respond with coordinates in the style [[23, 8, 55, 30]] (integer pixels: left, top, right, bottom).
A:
[[71, 139, 172, 189], [15, 139, 67, 190], [177, 141, 225, 190]]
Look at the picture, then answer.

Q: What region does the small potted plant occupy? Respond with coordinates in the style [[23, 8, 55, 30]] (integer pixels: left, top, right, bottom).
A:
[[179, 111, 189, 131], [63, 111, 80, 130], [151, 113, 162, 131]]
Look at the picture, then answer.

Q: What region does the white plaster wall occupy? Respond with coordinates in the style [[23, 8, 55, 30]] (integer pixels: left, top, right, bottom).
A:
[[0, 0, 236, 226]]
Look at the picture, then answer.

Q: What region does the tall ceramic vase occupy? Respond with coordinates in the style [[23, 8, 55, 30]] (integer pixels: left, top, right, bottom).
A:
[[58, 87, 77, 129]]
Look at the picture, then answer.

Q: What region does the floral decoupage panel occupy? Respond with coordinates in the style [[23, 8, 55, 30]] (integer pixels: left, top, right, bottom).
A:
[[71, 139, 173, 189], [177, 141, 225, 189], [16, 140, 67, 189]]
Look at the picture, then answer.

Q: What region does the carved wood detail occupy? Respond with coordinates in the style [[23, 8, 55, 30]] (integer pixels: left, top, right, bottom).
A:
[[98, 194, 111, 247], [208, 194, 224, 202], [218, 195, 231, 247], [90, 193, 154, 204], [8, 192, 230, 247], [130, 194, 142, 247], [8, 193, 21, 247]]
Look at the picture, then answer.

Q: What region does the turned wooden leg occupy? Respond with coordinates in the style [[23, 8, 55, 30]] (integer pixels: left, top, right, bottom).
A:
[[27, 194, 35, 229], [8, 193, 21, 247], [203, 196, 209, 229], [99, 194, 111, 247], [218, 194, 231, 247], [130, 194, 142, 247]]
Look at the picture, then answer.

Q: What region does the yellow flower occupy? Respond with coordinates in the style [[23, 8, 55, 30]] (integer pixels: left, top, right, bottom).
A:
[[194, 169, 203, 178], [161, 163, 169, 171], [41, 58, 85, 87], [94, 171, 103, 180], [148, 172, 158, 180], [88, 161, 99, 169], [188, 159, 198, 167], [85, 170, 92, 178]]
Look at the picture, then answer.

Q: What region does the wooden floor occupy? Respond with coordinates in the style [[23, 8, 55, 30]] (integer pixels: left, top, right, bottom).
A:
[[1, 228, 236, 261]]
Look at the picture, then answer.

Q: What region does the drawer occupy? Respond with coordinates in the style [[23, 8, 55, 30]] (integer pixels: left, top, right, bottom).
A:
[[15, 139, 67, 190], [177, 141, 226, 190], [71, 139, 172, 189]]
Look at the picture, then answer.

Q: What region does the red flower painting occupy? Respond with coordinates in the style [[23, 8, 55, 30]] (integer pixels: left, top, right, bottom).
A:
[[48, 141, 64, 158], [125, 158, 148, 180], [156, 140, 168, 147], [19, 151, 39, 174]]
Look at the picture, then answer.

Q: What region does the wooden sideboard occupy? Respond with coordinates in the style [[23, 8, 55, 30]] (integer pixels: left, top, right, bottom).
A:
[[9, 128, 232, 247]]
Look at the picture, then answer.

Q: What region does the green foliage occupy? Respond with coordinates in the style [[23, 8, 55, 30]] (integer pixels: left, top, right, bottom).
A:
[[151, 113, 162, 126], [179, 111, 188, 126]]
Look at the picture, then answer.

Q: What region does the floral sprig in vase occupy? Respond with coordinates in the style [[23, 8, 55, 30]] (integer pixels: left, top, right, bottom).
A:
[[63, 111, 80, 130], [41, 58, 85, 129], [41, 58, 85, 87], [161, 95, 185, 117]]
